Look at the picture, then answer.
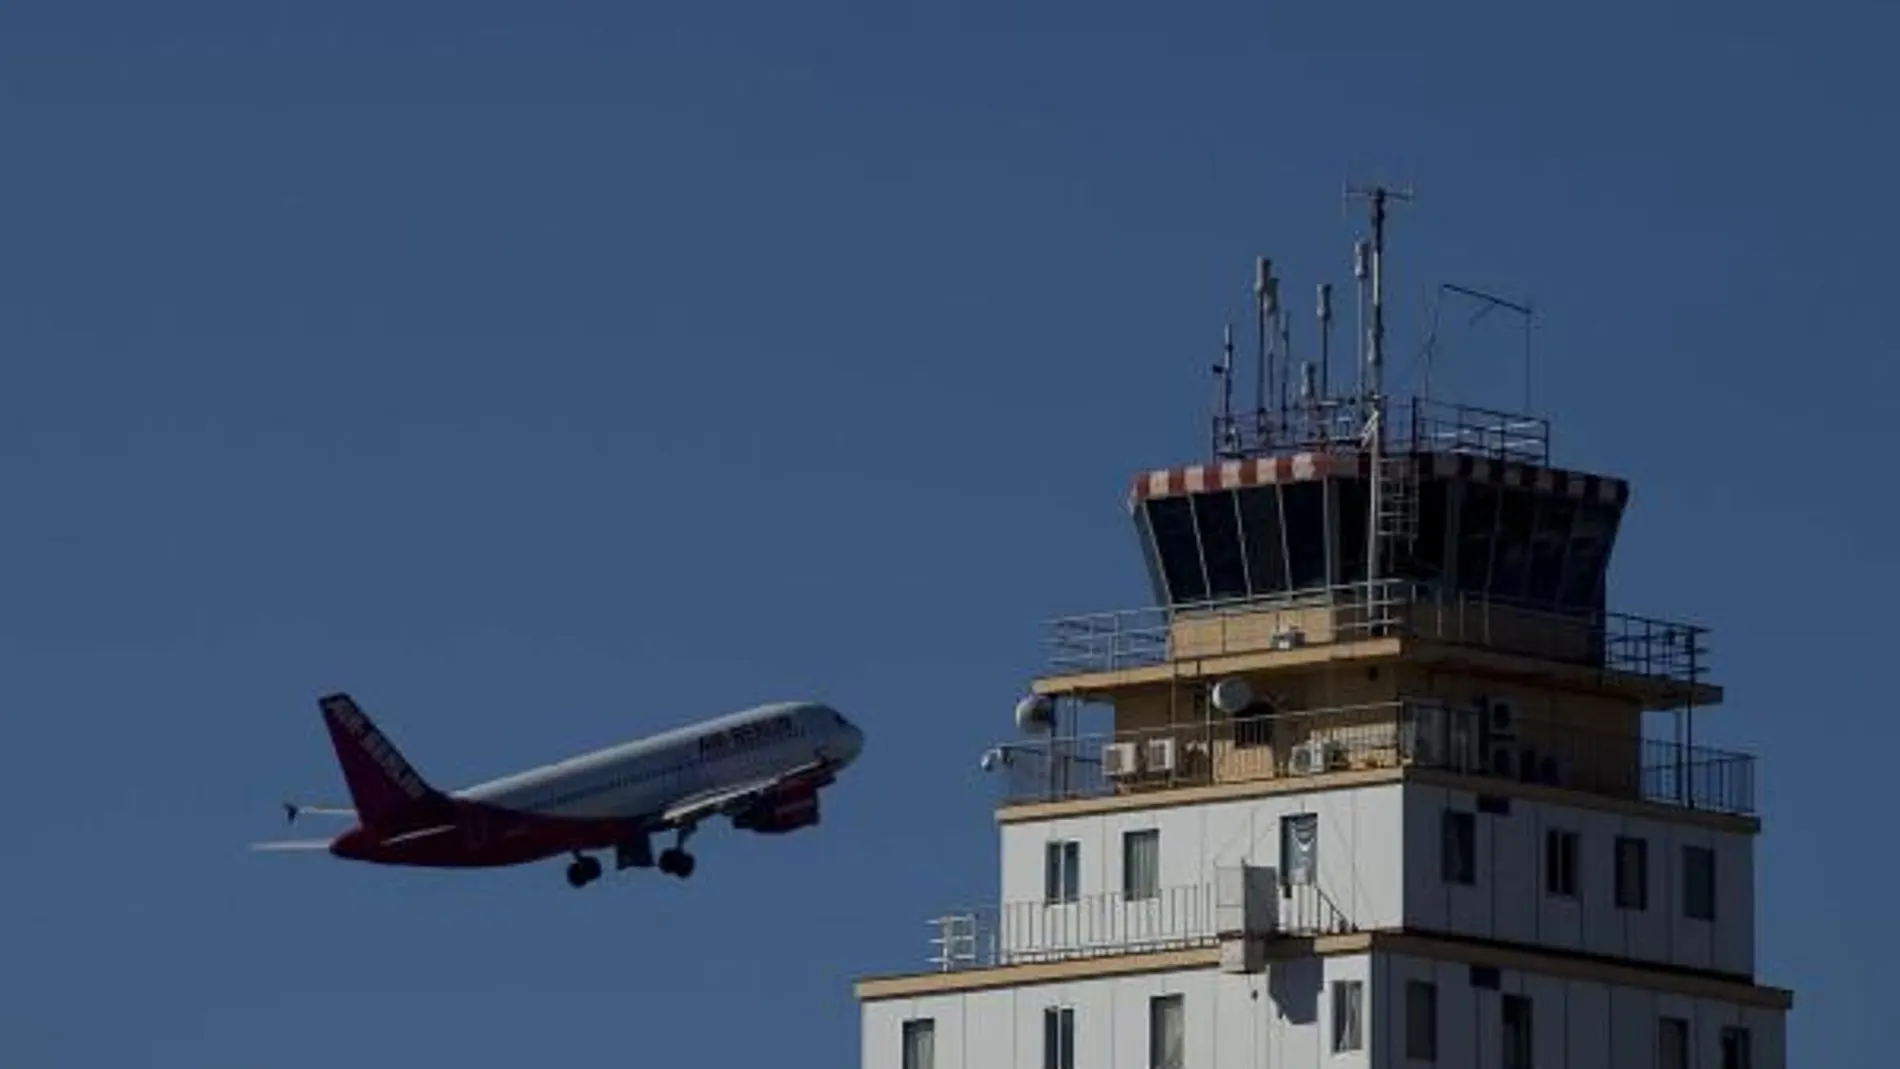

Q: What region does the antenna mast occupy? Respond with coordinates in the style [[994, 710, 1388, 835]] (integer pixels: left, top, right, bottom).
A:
[[1253, 257, 1277, 450], [1344, 182, 1414, 599], [1214, 323, 1237, 455]]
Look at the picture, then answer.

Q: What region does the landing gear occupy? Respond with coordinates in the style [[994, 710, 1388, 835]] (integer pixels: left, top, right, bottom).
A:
[[657, 825, 697, 879], [565, 854, 603, 888]]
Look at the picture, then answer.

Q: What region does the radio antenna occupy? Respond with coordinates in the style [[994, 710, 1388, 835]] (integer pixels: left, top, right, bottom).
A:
[[1253, 257, 1274, 448], [1343, 181, 1414, 596]]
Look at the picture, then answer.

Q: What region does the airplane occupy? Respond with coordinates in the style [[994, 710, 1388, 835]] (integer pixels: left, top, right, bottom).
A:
[[253, 692, 866, 888]]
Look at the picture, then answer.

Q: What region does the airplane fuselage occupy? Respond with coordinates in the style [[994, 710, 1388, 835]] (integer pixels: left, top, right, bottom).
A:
[[305, 698, 864, 880]]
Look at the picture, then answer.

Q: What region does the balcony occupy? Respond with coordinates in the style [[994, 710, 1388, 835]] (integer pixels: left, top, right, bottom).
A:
[[924, 879, 1350, 973], [1044, 580, 1712, 699], [988, 700, 1757, 816]]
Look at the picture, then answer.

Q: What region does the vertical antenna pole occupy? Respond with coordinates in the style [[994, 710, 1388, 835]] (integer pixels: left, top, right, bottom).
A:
[[1318, 282, 1334, 405], [1278, 300, 1293, 433], [1352, 240, 1369, 412], [1216, 323, 1236, 456], [1254, 257, 1271, 450], [1344, 182, 1414, 606]]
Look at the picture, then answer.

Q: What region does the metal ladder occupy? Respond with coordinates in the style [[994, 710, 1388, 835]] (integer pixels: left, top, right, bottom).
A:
[[1374, 454, 1417, 550]]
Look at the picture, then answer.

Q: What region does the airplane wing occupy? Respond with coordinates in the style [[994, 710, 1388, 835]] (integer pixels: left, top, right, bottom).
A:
[[659, 760, 830, 829]]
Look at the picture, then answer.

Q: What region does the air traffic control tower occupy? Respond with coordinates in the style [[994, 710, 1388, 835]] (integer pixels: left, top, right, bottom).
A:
[[853, 189, 1791, 1069]]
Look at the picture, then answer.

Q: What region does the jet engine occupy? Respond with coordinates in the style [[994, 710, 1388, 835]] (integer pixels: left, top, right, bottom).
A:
[[732, 784, 822, 834]]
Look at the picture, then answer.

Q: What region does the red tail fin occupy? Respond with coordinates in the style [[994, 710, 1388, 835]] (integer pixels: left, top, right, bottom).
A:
[[318, 693, 444, 830]]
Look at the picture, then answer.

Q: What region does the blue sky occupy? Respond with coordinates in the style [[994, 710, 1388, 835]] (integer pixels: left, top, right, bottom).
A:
[[1, 1, 1892, 1064]]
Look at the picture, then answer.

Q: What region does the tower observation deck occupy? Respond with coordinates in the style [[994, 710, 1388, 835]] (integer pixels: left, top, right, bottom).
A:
[[854, 187, 1788, 1069]]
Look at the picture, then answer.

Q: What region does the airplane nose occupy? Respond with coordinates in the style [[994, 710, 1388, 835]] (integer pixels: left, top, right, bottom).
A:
[[819, 706, 864, 765]]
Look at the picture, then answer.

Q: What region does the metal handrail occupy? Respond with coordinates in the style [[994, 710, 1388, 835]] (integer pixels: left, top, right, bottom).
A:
[[924, 882, 1351, 973], [990, 700, 1756, 815], [1211, 394, 1551, 466], [1045, 579, 1709, 686]]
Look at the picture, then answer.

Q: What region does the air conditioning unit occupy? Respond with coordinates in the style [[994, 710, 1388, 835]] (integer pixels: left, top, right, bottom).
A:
[[1289, 739, 1331, 776], [1102, 741, 1140, 778], [1144, 736, 1179, 775], [1270, 627, 1307, 651]]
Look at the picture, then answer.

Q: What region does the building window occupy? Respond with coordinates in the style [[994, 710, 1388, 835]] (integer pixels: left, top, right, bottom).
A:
[[1123, 829, 1160, 901], [1501, 994, 1533, 1069], [1043, 1007, 1075, 1069], [1684, 845, 1716, 921], [902, 1020, 935, 1069], [1331, 980, 1364, 1052], [1658, 1016, 1689, 1069], [1442, 810, 1476, 885], [1149, 994, 1184, 1069], [1614, 835, 1648, 911], [1720, 1025, 1752, 1069], [1406, 980, 1438, 1062], [1281, 813, 1318, 886], [1545, 828, 1579, 898], [1045, 841, 1080, 904]]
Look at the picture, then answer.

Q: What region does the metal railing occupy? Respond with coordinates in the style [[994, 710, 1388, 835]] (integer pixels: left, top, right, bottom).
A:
[[990, 700, 1756, 815], [925, 882, 1352, 973], [1045, 579, 1709, 689], [1211, 395, 1551, 467]]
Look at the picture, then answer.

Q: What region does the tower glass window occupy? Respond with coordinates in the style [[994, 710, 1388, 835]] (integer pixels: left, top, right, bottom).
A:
[[1148, 994, 1184, 1069], [1236, 486, 1288, 595], [1280, 813, 1318, 886], [1615, 836, 1648, 910], [1442, 810, 1476, 885], [1684, 845, 1716, 920], [1658, 1016, 1689, 1069], [901, 1020, 935, 1069], [1123, 829, 1160, 901], [1281, 480, 1328, 590], [1545, 828, 1579, 898], [1044, 841, 1080, 904], [1406, 980, 1437, 1061], [1043, 1007, 1075, 1069], [1330, 980, 1363, 1052], [1192, 491, 1249, 600], [1501, 994, 1533, 1069]]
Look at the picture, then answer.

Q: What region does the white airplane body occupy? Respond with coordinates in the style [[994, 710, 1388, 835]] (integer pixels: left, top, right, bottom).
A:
[[257, 692, 865, 887]]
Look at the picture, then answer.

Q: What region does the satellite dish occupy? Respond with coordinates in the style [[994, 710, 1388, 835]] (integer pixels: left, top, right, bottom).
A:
[[980, 747, 1013, 773], [1211, 676, 1254, 715], [1014, 694, 1056, 734]]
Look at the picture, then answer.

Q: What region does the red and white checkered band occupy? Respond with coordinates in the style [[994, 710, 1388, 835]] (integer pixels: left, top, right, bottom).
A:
[[1126, 452, 1630, 509], [1128, 453, 1358, 504]]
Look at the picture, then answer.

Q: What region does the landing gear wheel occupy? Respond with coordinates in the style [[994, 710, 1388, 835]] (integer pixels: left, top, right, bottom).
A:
[[658, 848, 696, 878], [566, 855, 603, 888]]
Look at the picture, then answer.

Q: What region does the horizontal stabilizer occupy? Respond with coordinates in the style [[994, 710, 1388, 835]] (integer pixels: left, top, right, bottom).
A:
[[251, 838, 336, 852], [284, 802, 356, 824]]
